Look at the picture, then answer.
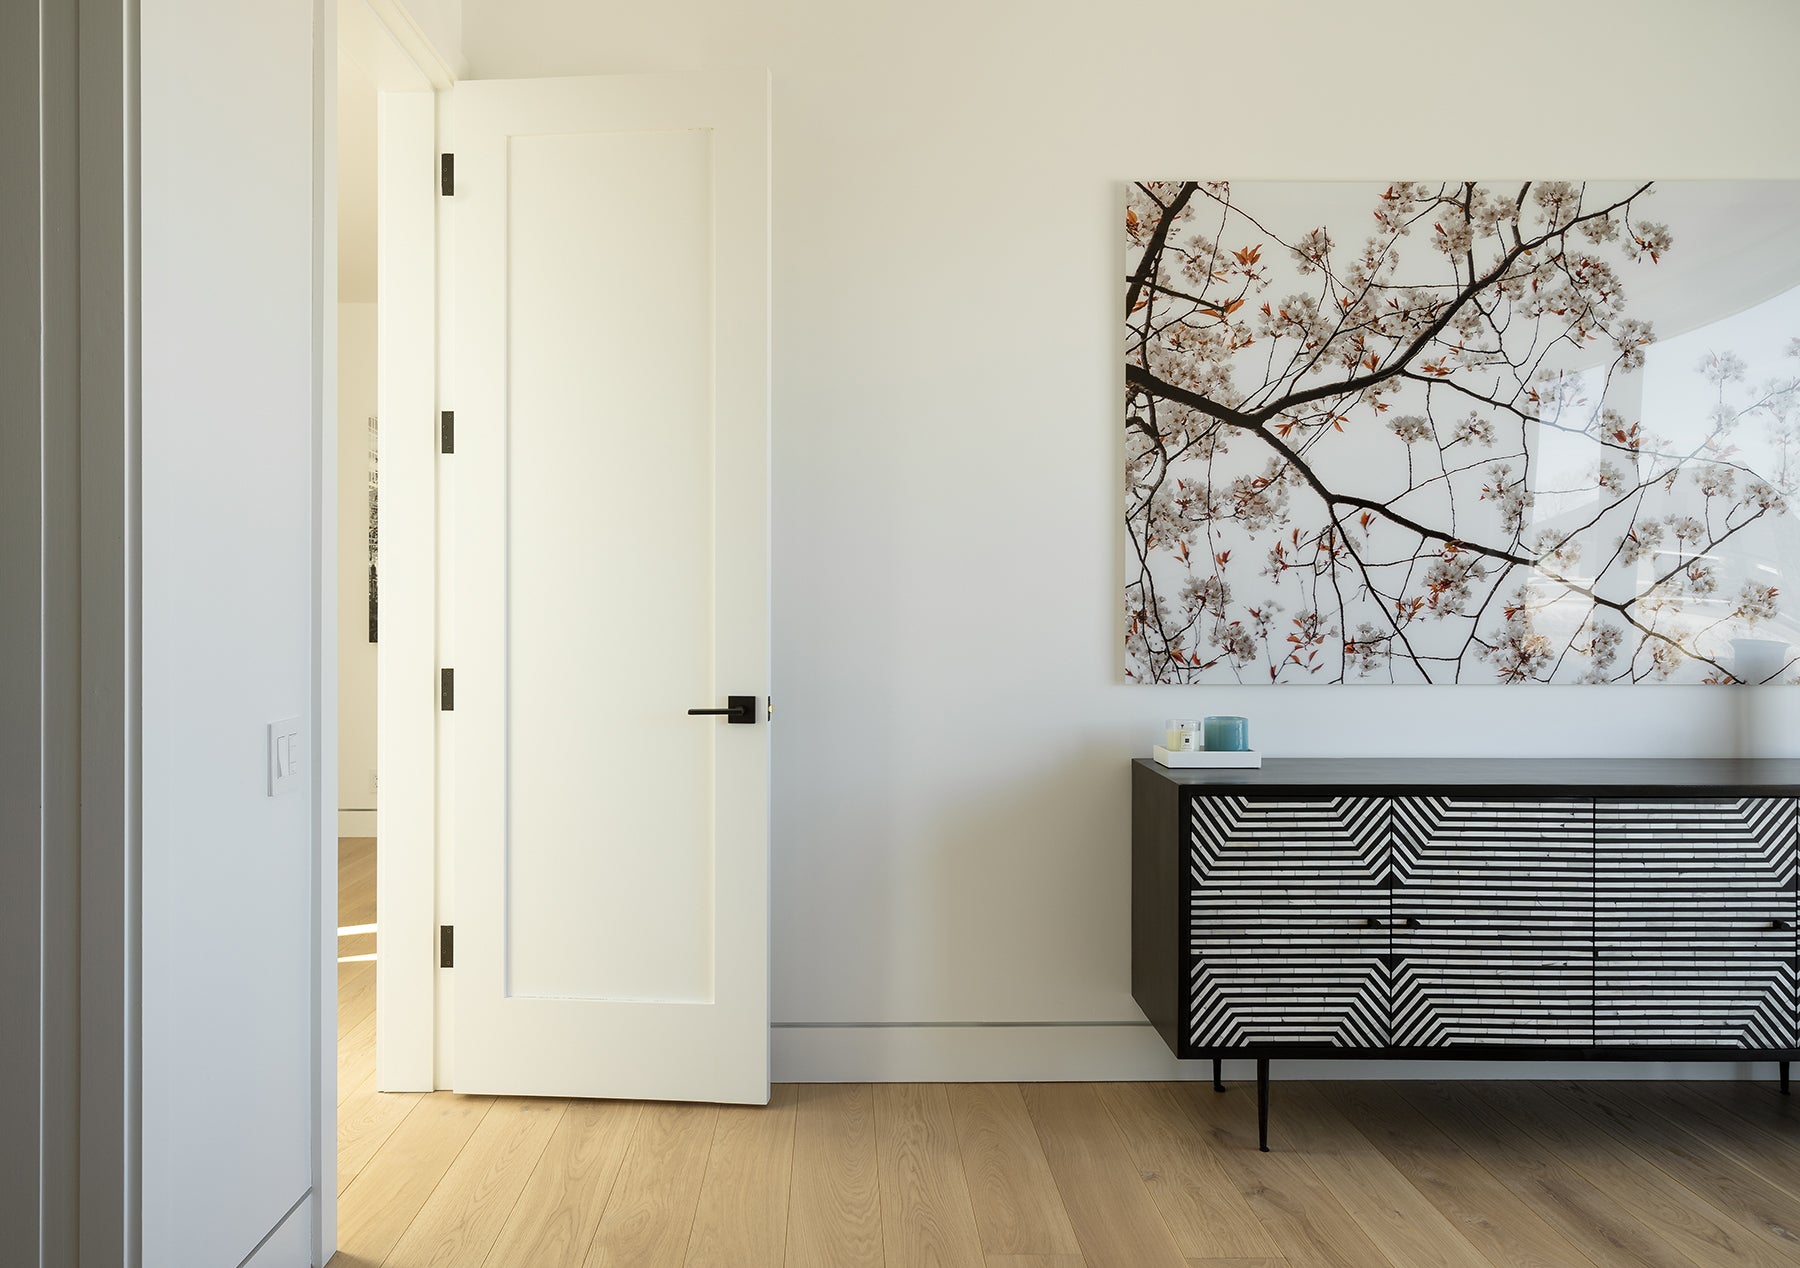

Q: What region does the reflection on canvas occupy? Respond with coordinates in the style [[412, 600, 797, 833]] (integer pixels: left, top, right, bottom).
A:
[[1125, 181, 1800, 684]]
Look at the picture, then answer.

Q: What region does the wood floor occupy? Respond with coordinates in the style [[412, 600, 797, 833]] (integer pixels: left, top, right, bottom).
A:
[[333, 837, 1800, 1267]]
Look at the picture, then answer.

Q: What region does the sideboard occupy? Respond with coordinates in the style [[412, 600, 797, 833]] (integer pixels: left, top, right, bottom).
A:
[[1132, 758, 1800, 1149]]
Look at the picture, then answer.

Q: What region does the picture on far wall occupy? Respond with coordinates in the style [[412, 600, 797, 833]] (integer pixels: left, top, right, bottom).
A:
[[367, 414, 379, 643], [1125, 180, 1800, 684]]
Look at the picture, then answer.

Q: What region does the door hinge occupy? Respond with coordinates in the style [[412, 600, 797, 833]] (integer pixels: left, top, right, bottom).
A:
[[440, 925, 454, 968], [440, 152, 455, 195], [441, 410, 454, 454], [441, 667, 455, 711]]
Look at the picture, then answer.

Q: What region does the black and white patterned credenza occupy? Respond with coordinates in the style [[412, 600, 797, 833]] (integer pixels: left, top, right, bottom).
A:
[[1132, 758, 1800, 1149]]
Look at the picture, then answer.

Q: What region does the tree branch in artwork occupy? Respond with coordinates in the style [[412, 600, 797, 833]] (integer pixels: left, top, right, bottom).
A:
[[1124, 179, 1799, 684]]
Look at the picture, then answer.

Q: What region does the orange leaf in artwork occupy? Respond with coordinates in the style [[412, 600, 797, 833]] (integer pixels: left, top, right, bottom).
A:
[[1232, 244, 1263, 267], [1215, 550, 1232, 565], [1364, 354, 1380, 371], [1359, 511, 1373, 530], [1260, 302, 1273, 316], [1126, 207, 1139, 232], [1223, 297, 1245, 316], [1270, 665, 1279, 681]]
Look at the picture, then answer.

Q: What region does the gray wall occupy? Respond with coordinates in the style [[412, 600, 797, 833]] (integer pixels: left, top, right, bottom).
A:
[[138, 0, 324, 1262]]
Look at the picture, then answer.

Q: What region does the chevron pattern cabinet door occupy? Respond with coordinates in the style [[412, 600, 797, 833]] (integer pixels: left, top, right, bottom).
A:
[[1390, 798, 1594, 1047], [1188, 795, 1390, 1049], [1596, 798, 1799, 1048]]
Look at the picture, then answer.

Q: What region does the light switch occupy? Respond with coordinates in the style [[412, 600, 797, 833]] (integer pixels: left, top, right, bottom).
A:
[[269, 716, 304, 796]]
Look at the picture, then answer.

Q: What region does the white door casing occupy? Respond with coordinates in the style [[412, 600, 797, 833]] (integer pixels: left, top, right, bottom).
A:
[[450, 73, 771, 1103]]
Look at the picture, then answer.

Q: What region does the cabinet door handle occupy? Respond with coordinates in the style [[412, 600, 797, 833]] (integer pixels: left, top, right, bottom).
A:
[[1364, 917, 1383, 928], [1774, 918, 1793, 931]]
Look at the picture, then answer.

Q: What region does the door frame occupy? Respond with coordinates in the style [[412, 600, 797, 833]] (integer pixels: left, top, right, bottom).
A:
[[340, 0, 450, 1104]]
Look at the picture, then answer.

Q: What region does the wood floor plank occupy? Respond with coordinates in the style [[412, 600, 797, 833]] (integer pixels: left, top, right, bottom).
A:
[[1625, 1083, 1800, 1203], [340, 1009, 377, 1104], [1276, 1085, 1488, 1268], [784, 1084, 883, 1268], [339, 838, 377, 925], [1686, 1080, 1800, 1180], [339, 959, 376, 1030], [1185, 1261, 1289, 1268], [482, 1100, 643, 1268], [949, 1083, 1082, 1256], [875, 1082, 988, 1268], [1168, 1083, 1390, 1268], [1396, 1083, 1694, 1268], [986, 1256, 1088, 1267], [582, 1101, 718, 1268], [1473, 1080, 1791, 1268], [334, 1093, 495, 1267], [1543, 1082, 1800, 1257], [1018, 1083, 1189, 1268], [684, 1085, 799, 1268], [382, 1096, 567, 1268], [1093, 1082, 1280, 1261], [1329, 1082, 1600, 1268], [338, 1070, 424, 1193]]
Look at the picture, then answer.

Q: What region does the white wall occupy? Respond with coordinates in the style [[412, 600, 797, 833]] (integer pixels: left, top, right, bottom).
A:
[[340, 302, 380, 832], [406, 0, 464, 74], [459, 0, 1800, 1076], [140, 0, 322, 1262]]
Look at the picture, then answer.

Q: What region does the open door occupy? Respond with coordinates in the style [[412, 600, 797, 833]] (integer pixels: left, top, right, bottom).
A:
[[450, 73, 770, 1103]]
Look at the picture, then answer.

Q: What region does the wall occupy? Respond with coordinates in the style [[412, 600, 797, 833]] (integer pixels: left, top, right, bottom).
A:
[[402, 0, 464, 76], [340, 302, 380, 833], [140, 0, 322, 1262], [459, 0, 1800, 1076]]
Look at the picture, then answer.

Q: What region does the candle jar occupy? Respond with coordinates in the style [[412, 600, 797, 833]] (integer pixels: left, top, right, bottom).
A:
[[1164, 718, 1200, 751], [1203, 715, 1249, 752]]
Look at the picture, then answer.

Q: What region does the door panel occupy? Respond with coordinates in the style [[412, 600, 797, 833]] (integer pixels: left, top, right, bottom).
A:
[[1390, 798, 1594, 1046], [453, 74, 770, 1103], [1188, 796, 1390, 1049], [1596, 798, 1798, 1048], [505, 128, 716, 1005]]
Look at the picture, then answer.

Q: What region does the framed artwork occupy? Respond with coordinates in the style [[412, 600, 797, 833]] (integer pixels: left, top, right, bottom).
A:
[[1126, 180, 1800, 684], [367, 414, 379, 643]]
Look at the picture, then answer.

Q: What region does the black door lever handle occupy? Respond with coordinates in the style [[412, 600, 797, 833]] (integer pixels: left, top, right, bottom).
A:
[[687, 695, 757, 724]]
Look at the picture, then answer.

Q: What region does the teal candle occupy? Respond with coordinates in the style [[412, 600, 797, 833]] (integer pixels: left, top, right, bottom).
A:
[[1203, 715, 1249, 752]]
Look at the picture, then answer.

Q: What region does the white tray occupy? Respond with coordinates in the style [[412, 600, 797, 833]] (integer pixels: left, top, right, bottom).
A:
[[1153, 746, 1263, 769]]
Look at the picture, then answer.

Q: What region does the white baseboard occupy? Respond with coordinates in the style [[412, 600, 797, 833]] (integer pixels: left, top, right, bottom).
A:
[[771, 1022, 1790, 1083], [338, 809, 376, 836]]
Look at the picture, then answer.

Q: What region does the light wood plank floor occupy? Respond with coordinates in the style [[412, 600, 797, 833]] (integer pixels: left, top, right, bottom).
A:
[[333, 838, 1800, 1267]]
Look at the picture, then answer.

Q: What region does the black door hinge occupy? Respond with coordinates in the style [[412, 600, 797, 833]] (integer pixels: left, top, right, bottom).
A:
[[441, 410, 454, 454], [440, 925, 454, 968], [440, 153, 455, 196], [441, 667, 455, 710]]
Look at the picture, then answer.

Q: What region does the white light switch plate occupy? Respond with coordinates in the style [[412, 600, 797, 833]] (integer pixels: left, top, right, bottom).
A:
[[269, 716, 304, 796]]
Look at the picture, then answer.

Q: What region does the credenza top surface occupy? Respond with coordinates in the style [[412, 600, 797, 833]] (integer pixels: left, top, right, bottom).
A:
[[1135, 756, 1800, 795]]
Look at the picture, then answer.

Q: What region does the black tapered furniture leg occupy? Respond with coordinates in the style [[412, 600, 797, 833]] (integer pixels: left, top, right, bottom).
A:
[[1256, 1058, 1270, 1151], [1213, 1058, 1225, 1092], [1782, 1061, 1791, 1095]]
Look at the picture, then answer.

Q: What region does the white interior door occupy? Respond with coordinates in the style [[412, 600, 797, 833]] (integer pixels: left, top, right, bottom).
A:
[[451, 73, 770, 1103]]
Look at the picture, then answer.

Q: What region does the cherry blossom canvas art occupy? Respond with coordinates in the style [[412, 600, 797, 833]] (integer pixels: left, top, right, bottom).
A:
[[1125, 180, 1800, 684]]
